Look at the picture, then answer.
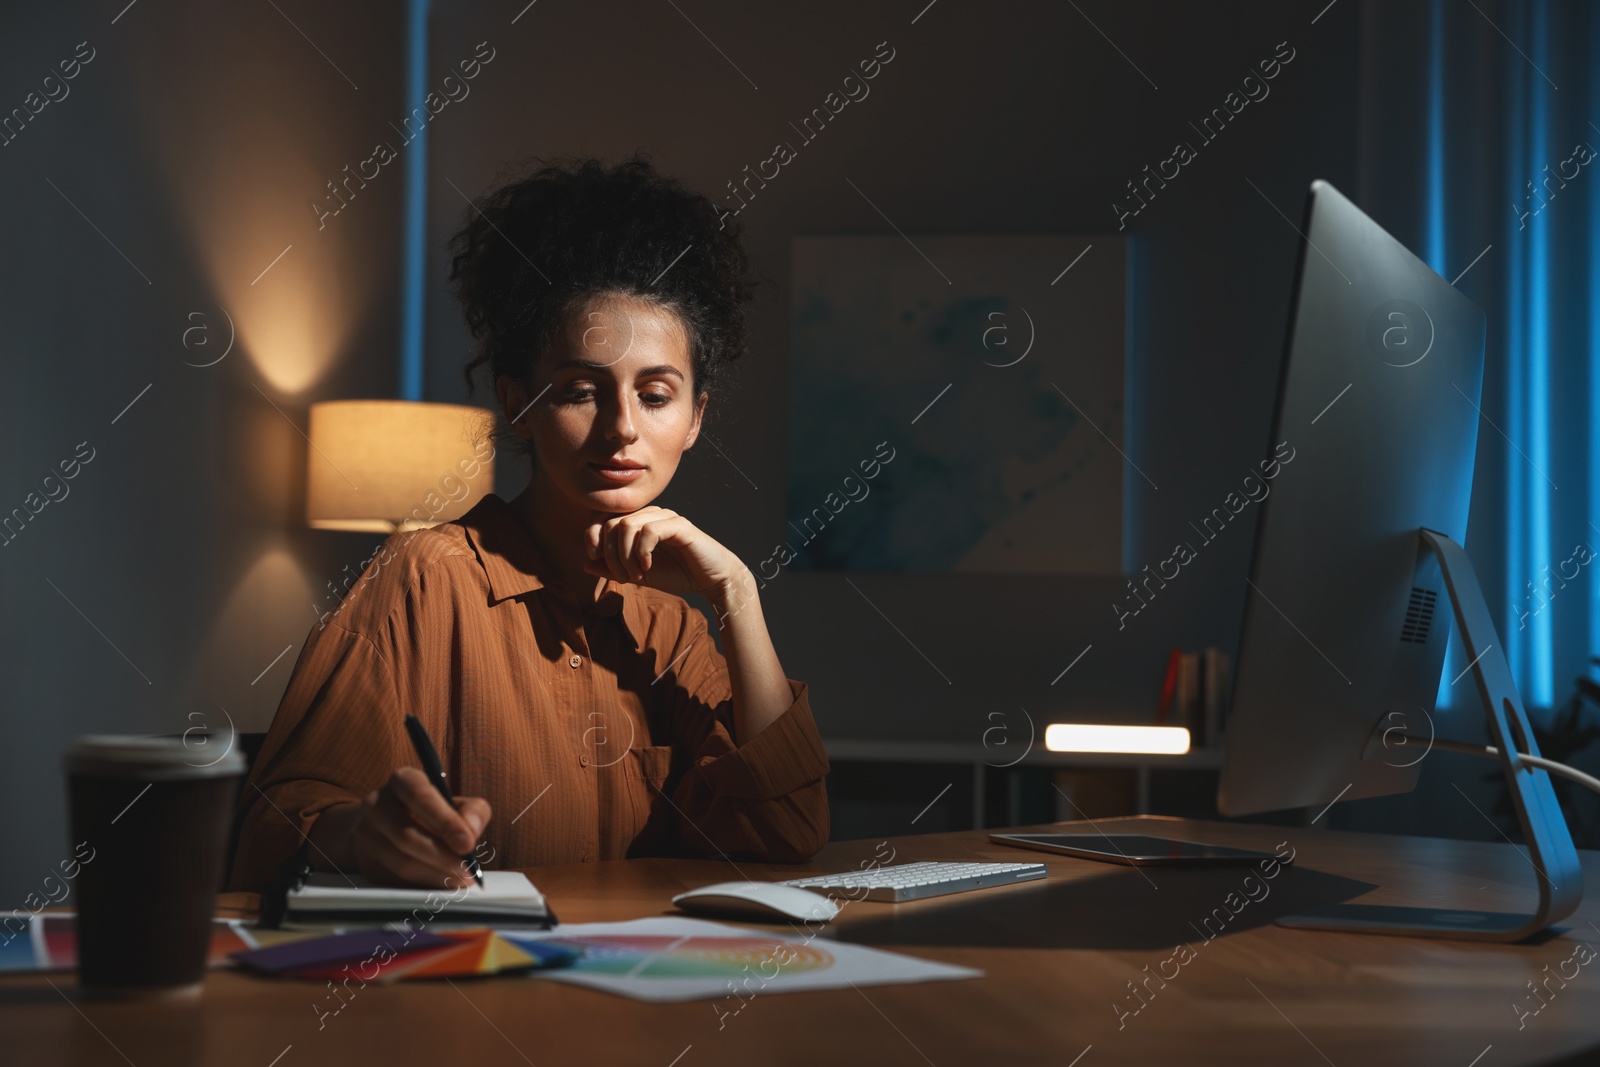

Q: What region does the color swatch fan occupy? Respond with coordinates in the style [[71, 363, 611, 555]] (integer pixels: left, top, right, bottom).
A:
[[232, 927, 577, 983]]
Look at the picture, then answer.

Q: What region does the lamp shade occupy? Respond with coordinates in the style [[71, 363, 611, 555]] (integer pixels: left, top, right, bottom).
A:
[[306, 400, 497, 532]]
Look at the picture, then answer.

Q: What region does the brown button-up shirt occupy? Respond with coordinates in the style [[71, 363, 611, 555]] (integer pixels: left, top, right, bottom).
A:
[[228, 493, 831, 891]]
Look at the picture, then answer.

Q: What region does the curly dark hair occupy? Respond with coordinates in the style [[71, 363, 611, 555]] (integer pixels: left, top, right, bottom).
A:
[[449, 155, 756, 409]]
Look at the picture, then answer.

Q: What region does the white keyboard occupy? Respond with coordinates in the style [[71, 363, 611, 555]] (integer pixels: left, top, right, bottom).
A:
[[778, 860, 1047, 903]]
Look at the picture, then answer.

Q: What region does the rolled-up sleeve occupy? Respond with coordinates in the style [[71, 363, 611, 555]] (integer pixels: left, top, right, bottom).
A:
[[661, 610, 831, 862]]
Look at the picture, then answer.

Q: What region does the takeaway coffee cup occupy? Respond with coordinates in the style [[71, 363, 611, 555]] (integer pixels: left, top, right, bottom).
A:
[[65, 735, 245, 997]]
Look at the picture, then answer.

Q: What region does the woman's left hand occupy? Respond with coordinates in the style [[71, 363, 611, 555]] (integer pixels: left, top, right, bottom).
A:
[[584, 507, 746, 599]]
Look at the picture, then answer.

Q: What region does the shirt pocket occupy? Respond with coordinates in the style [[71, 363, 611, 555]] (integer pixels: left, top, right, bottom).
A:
[[625, 744, 673, 790], [622, 744, 675, 850]]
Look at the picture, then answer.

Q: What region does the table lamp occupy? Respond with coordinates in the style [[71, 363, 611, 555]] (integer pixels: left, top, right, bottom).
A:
[[305, 400, 496, 533]]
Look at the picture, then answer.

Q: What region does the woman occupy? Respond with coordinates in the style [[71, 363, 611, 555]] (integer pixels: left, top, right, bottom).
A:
[[229, 157, 830, 891]]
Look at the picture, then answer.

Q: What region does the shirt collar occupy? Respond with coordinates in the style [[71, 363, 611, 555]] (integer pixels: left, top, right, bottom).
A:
[[457, 493, 624, 615]]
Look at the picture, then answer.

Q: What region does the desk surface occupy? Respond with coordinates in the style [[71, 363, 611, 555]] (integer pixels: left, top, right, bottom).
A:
[[6, 815, 1600, 1066]]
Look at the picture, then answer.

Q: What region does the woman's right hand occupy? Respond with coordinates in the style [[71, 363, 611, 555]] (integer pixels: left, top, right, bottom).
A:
[[311, 767, 492, 889]]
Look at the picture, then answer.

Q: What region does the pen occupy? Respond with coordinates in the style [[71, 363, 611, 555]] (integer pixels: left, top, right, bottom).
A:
[[403, 714, 484, 888]]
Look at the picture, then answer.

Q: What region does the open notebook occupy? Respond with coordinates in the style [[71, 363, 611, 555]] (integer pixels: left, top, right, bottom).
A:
[[285, 871, 555, 928]]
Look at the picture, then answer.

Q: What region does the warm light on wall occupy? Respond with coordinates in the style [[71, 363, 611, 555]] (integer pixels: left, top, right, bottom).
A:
[[1044, 723, 1192, 755], [131, 5, 393, 399], [166, 150, 373, 396], [306, 400, 496, 532]]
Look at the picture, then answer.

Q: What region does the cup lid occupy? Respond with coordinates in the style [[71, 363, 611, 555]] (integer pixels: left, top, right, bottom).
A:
[[65, 735, 246, 780]]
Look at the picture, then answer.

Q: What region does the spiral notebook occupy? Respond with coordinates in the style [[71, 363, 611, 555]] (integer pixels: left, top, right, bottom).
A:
[[284, 871, 556, 928]]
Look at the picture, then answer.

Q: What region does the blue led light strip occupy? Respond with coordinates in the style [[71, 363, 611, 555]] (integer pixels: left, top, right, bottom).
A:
[[1524, 0, 1554, 707], [1589, 8, 1600, 679], [399, 0, 430, 401], [1428, 0, 1456, 711]]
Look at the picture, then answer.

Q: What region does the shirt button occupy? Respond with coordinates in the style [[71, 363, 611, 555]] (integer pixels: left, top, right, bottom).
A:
[[579, 755, 590, 767], [568, 654, 582, 668]]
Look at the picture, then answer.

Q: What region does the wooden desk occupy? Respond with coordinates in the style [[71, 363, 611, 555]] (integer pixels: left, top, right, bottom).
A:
[[6, 815, 1600, 1066]]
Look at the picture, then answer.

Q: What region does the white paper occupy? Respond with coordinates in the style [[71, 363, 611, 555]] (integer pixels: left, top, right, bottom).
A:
[[290, 871, 546, 916], [501, 916, 981, 1003]]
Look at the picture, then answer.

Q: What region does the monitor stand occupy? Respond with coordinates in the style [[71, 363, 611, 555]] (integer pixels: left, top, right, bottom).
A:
[[1276, 529, 1584, 942]]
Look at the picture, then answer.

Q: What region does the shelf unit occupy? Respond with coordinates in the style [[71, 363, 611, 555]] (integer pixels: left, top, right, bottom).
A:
[[823, 738, 1225, 827]]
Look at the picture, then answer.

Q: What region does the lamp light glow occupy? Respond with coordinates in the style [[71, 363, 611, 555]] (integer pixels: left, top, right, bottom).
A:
[[1044, 723, 1191, 755], [306, 400, 497, 533]]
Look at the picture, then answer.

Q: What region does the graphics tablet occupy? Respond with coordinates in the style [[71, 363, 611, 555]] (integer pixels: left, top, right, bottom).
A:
[[989, 833, 1290, 867]]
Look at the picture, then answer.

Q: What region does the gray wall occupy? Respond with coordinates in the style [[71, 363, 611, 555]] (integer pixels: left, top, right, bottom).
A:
[[0, 3, 405, 906], [423, 0, 1360, 743]]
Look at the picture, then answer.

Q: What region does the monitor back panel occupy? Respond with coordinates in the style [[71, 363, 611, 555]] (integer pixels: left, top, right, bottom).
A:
[[1218, 179, 1486, 816]]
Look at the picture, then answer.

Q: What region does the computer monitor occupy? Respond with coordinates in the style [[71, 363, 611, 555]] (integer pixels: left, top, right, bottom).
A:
[[1214, 180, 1581, 941]]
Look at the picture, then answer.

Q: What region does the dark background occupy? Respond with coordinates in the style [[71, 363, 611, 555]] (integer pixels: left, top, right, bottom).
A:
[[2, 0, 1593, 908]]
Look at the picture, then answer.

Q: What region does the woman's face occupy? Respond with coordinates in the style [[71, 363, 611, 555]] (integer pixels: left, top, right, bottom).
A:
[[500, 294, 706, 516]]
